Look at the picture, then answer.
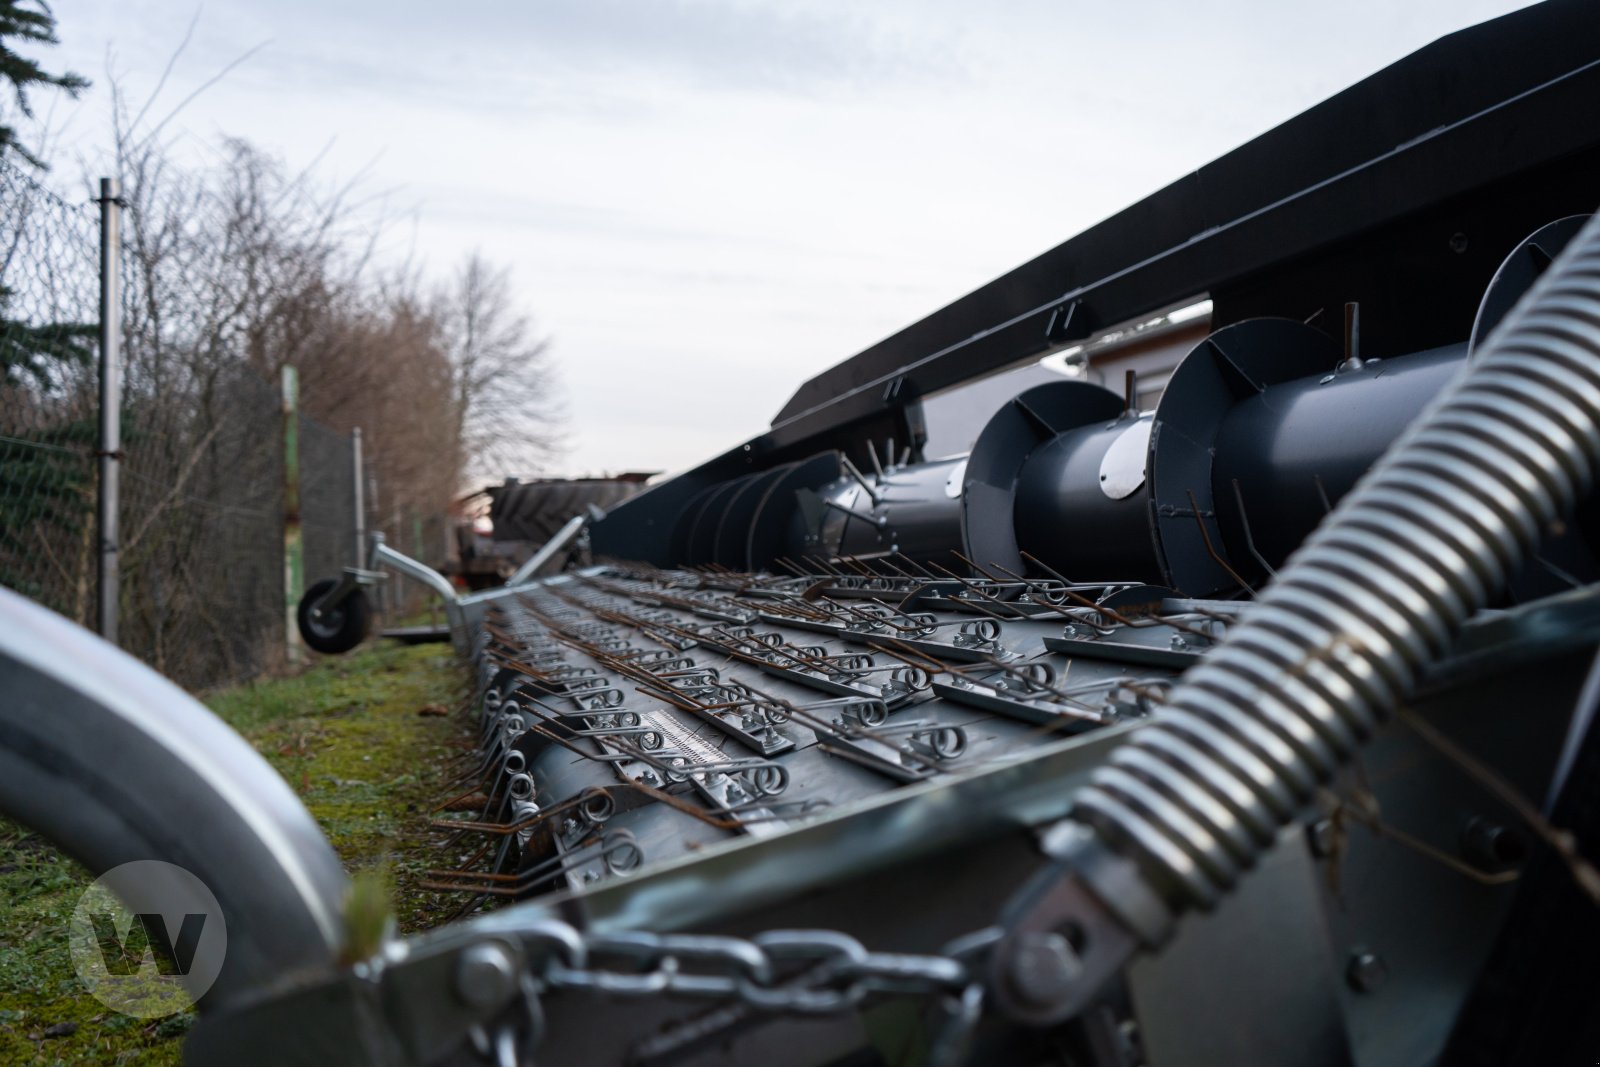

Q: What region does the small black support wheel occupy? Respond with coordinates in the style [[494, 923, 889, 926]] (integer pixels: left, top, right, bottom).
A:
[[297, 578, 371, 654]]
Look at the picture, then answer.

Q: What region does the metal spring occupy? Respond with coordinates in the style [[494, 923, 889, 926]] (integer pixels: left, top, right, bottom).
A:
[[1072, 213, 1600, 916]]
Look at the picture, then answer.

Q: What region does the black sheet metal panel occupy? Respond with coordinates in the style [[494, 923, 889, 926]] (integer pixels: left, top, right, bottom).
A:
[[1149, 319, 1338, 596], [1470, 214, 1590, 352], [488, 478, 646, 543], [1212, 343, 1466, 576], [771, 1, 1600, 445], [684, 476, 748, 565], [593, 2, 1600, 568], [961, 380, 1125, 578], [746, 452, 841, 569], [713, 466, 786, 569], [1013, 412, 1160, 584]]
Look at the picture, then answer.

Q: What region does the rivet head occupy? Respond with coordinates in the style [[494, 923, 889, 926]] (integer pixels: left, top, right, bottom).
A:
[[1346, 950, 1387, 994], [1007, 931, 1083, 1007], [455, 941, 518, 1010]]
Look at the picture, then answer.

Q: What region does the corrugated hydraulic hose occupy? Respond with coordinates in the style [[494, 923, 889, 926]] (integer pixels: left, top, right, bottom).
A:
[[1073, 211, 1600, 915]]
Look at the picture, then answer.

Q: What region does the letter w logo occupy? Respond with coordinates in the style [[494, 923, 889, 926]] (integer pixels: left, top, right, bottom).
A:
[[90, 913, 207, 976]]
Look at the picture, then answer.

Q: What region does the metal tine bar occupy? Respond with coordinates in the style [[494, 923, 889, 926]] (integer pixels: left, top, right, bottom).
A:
[[974, 653, 1170, 709], [726, 682, 962, 767], [773, 556, 810, 579], [1230, 477, 1278, 578], [1016, 551, 1215, 641], [865, 634, 1095, 712], [605, 731, 789, 791], [708, 626, 847, 674], [493, 662, 784, 786], [857, 593, 1011, 635], [429, 788, 599, 837], [1185, 487, 1257, 597], [865, 439, 885, 480], [734, 679, 909, 744], [838, 453, 880, 502], [806, 554, 847, 578], [950, 551, 1123, 609], [869, 619, 1163, 712], [424, 831, 643, 895], [428, 829, 616, 889], [875, 555, 921, 582], [816, 594, 937, 635], [865, 636, 958, 675], [891, 552, 946, 581], [921, 558, 1030, 621], [765, 599, 847, 625], [1313, 473, 1334, 515], [837, 556, 883, 582], [840, 554, 915, 582], [508, 708, 773, 800]]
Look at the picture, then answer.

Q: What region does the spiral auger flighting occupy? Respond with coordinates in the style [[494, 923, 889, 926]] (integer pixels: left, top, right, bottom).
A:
[[1067, 216, 1600, 924]]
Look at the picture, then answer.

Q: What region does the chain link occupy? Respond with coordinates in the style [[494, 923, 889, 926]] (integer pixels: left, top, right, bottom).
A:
[[518, 918, 975, 1012]]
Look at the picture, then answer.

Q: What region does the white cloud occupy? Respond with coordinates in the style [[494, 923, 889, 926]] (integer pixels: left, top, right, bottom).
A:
[[46, 0, 1535, 478]]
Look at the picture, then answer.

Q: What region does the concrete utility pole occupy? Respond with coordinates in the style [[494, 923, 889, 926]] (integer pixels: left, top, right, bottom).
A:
[[96, 178, 122, 643]]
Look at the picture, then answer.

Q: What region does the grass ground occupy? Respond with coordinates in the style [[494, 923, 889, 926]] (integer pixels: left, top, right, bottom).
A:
[[0, 638, 471, 1064]]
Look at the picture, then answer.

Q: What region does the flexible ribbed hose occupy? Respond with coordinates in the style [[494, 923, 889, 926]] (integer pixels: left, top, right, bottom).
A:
[[1073, 212, 1600, 915]]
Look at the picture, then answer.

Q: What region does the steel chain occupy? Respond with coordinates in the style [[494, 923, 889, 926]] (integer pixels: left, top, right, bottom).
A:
[[518, 919, 974, 1013]]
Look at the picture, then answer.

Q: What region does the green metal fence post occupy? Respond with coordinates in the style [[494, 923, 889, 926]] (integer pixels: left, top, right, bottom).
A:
[[282, 365, 304, 665]]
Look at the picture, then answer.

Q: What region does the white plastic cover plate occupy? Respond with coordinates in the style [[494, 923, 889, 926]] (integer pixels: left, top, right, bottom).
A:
[[1099, 416, 1152, 500]]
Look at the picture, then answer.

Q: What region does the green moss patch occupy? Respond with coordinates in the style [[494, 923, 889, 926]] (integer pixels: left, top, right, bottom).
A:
[[0, 639, 470, 1064]]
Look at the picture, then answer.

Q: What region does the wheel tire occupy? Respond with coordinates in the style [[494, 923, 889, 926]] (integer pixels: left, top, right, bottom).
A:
[[297, 578, 371, 654]]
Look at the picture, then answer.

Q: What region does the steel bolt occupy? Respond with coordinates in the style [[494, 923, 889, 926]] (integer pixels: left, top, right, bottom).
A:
[[1346, 951, 1387, 994], [1461, 817, 1528, 874], [1006, 931, 1083, 1007], [454, 941, 519, 1010]]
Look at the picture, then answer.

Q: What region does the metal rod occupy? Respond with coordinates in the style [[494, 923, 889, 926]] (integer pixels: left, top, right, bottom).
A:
[[508, 511, 592, 586], [823, 497, 885, 527], [1343, 301, 1363, 369], [371, 539, 459, 605], [1184, 488, 1255, 596], [838, 454, 880, 502], [95, 177, 121, 643]]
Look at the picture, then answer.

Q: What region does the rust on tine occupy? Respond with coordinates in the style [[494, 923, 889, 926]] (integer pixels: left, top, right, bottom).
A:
[[892, 552, 939, 580], [838, 555, 878, 580], [866, 635, 957, 676], [1230, 478, 1278, 578], [1013, 552, 1214, 641], [922, 558, 1024, 620], [1313, 473, 1334, 516], [1185, 488, 1256, 597]]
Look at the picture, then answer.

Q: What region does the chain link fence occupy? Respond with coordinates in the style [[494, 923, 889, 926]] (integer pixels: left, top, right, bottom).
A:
[[0, 157, 442, 692], [116, 366, 289, 686], [0, 164, 100, 626], [301, 412, 359, 595]]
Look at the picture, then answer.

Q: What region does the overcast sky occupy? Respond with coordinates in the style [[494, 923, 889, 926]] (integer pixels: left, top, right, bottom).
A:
[[45, 0, 1532, 478]]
